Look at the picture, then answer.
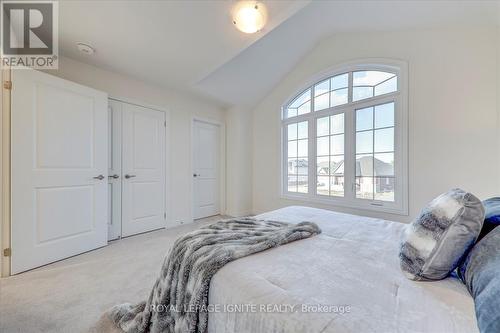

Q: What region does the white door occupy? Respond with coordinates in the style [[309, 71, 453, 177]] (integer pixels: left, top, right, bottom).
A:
[[11, 69, 108, 274], [121, 103, 166, 237], [193, 120, 220, 219], [108, 100, 122, 240]]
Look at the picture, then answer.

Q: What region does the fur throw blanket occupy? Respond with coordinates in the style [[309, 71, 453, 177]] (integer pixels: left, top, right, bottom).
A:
[[107, 218, 321, 333]]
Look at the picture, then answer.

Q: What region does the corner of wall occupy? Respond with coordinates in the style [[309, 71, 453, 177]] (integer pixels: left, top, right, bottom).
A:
[[225, 107, 253, 217]]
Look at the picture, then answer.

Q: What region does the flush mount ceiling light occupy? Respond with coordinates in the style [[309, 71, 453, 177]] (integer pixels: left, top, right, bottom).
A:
[[232, 1, 267, 34], [76, 42, 95, 55]]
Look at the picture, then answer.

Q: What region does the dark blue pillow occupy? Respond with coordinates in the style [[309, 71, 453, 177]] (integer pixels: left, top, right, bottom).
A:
[[478, 197, 500, 241], [458, 226, 500, 332]]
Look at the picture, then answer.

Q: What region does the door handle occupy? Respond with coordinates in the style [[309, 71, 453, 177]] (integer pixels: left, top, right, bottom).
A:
[[124, 174, 136, 179], [193, 173, 199, 177], [108, 174, 119, 179], [93, 175, 105, 180]]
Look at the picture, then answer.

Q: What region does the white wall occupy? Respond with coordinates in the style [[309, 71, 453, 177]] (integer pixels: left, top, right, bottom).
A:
[[226, 107, 253, 216], [252, 27, 499, 223], [44, 56, 226, 226]]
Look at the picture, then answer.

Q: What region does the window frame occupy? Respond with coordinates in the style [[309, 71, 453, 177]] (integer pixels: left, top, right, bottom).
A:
[[280, 59, 408, 215]]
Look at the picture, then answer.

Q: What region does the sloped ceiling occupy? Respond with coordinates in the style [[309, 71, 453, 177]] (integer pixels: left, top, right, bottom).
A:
[[59, 1, 499, 109], [59, 0, 309, 107], [194, 0, 500, 108]]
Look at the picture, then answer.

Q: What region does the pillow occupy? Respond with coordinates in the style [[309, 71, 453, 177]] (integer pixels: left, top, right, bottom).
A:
[[458, 226, 500, 333], [477, 197, 500, 241], [399, 188, 484, 281]]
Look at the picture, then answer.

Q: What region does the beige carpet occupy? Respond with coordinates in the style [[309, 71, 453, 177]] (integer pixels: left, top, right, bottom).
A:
[[0, 216, 225, 333]]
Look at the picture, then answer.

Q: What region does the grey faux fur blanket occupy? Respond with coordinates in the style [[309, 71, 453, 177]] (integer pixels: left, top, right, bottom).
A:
[[107, 218, 321, 333]]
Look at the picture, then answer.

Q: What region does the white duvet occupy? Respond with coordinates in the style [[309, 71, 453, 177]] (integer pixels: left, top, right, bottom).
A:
[[208, 206, 478, 333]]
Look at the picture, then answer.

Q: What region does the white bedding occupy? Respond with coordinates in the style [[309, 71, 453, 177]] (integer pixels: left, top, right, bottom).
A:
[[208, 206, 478, 333]]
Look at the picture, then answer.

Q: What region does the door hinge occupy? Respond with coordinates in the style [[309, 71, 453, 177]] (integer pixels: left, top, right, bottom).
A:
[[3, 248, 11, 257], [3, 81, 12, 90]]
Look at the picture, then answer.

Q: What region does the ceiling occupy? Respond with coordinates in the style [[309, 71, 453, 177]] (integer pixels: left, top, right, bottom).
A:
[[59, 1, 500, 109], [59, 0, 308, 106]]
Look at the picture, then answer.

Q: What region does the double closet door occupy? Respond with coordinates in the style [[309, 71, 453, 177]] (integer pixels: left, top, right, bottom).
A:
[[108, 100, 166, 239]]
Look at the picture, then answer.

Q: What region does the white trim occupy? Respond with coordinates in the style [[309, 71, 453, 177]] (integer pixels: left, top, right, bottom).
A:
[[1, 67, 11, 277], [190, 117, 226, 222], [109, 96, 171, 227], [280, 58, 409, 216], [282, 58, 405, 109]]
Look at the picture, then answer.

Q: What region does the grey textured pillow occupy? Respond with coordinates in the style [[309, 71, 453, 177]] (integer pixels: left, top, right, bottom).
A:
[[399, 188, 484, 281], [457, 226, 500, 333]]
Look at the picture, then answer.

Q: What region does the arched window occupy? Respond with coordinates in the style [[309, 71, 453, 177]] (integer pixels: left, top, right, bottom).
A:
[[281, 61, 408, 214]]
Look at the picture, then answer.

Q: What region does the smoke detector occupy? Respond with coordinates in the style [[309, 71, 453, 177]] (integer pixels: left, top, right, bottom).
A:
[[76, 42, 95, 55]]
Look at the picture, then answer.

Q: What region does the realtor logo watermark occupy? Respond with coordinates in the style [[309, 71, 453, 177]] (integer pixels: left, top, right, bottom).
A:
[[1, 1, 58, 69]]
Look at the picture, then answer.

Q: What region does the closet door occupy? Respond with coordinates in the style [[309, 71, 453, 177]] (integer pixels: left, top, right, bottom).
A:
[[11, 69, 108, 274], [121, 103, 166, 237]]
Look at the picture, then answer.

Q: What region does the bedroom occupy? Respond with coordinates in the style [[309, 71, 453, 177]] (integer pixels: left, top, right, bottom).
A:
[[0, 0, 499, 332]]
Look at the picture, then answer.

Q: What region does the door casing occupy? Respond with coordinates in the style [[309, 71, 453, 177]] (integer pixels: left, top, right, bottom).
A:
[[1, 67, 11, 277]]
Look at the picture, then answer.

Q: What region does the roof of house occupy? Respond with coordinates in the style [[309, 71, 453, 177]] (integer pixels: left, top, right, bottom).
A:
[[317, 156, 393, 177], [356, 156, 394, 177]]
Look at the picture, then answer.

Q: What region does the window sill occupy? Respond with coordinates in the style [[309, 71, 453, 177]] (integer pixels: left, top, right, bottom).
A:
[[280, 192, 408, 216]]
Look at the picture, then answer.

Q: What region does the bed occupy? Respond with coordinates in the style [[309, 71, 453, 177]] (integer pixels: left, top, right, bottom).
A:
[[208, 206, 478, 333]]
